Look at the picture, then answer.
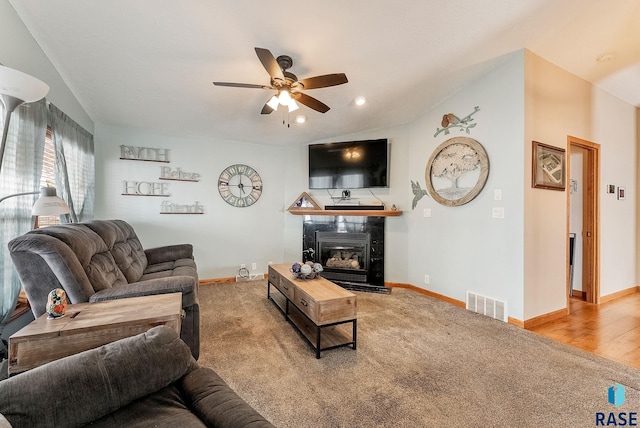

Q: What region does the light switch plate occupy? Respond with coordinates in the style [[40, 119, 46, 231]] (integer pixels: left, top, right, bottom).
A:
[[492, 207, 505, 218]]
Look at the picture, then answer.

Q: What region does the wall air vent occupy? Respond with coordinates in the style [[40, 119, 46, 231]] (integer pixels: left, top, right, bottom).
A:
[[466, 291, 507, 322]]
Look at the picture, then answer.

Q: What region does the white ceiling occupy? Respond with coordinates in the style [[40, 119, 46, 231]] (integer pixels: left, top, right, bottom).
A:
[[8, 0, 640, 145]]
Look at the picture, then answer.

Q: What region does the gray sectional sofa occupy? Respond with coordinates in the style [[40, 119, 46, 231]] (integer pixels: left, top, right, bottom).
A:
[[8, 219, 200, 358], [0, 326, 274, 427]]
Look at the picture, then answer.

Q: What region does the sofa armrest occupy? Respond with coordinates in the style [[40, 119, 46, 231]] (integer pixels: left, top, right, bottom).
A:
[[145, 244, 193, 265], [89, 276, 196, 307], [180, 367, 275, 428], [0, 327, 195, 428]]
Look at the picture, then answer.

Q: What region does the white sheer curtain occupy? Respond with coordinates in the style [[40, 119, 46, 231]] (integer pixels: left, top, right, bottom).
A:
[[48, 103, 94, 223], [0, 98, 47, 324]]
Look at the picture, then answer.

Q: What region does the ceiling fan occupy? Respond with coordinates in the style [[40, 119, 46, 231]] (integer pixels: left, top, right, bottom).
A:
[[213, 47, 348, 115]]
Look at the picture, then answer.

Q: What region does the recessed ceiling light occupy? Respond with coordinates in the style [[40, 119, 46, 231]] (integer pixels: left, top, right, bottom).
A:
[[596, 51, 616, 63], [354, 96, 366, 106], [295, 115, 306, 124]]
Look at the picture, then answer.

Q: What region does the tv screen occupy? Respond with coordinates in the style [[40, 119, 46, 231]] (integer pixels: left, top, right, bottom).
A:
[[308, 139, 388, 189]]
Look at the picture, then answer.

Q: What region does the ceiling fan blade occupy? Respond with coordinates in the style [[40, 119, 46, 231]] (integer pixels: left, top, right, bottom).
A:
[[293, 92, 330, 113], [299, 73, 348, 90], [254, 47, 285, 81], [213, 82, 272, 89]]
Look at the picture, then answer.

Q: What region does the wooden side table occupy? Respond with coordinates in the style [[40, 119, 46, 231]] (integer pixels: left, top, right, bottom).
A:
[[8, 293, 182, 375]]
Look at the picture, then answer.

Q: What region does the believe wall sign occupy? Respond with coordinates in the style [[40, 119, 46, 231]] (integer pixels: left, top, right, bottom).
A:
[[119, 144, 204, 214], [159, 166, 200, 182]]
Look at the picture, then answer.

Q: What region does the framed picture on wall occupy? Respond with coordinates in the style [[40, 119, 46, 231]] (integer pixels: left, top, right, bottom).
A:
[[618, 187, 626, 200], [532, 141, 566, 191]]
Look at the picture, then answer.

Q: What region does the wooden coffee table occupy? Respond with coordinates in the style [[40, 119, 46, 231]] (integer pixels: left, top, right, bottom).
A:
[[268, 264, 357, 358], [8, 293, 182, 375]]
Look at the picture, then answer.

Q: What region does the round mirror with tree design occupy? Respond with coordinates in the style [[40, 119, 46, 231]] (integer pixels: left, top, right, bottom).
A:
[[425, 137, 489, 207]]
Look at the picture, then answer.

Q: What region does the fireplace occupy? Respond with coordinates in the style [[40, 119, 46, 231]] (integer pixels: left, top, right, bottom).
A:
[[317, 232, 369, 281], [303, 216, 387, 292]]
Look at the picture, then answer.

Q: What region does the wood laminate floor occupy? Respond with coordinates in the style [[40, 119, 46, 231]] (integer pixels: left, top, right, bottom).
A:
[[528, 293, 640, 369]]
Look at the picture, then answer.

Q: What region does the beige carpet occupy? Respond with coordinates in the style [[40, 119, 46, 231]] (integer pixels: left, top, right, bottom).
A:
[[197, 280, 640, 427]]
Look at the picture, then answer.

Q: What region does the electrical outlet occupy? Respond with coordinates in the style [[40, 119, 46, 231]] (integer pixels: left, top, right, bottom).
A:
[[251, 262, 257, 271], [423, 208, 431, 218], [268, 261, 273, 265], [240, 263, 245, 269], [424, 275, 430, 284]]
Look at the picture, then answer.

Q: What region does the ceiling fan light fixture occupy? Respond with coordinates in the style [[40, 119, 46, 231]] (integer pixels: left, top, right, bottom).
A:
[[266, 95, 280, 111], [213, 48, 348, 117], [278, 90, 292, 106], [287, 99, 299, 112]]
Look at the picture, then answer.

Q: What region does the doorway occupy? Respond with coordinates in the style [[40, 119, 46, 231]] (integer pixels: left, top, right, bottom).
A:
[[567, 136, 600, 305]]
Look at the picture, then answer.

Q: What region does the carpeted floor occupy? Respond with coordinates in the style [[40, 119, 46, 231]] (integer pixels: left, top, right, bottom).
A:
[[197, 280, 640, 427]]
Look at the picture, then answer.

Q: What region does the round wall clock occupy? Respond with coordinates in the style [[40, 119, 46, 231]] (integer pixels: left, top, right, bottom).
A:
[[425, 137, 489, 207], [218, 164, 263, 207]]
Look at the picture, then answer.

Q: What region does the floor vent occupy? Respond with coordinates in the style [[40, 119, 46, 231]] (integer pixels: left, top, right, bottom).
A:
[[466, 291, 507, 322]]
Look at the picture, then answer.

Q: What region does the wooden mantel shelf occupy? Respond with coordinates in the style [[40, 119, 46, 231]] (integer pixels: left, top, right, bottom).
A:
[[287, 209, 402, 217]]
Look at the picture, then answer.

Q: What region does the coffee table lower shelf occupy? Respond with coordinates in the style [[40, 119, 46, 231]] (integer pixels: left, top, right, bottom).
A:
[[268, 284, 357, 359]]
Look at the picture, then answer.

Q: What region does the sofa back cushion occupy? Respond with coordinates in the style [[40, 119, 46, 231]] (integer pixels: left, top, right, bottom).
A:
[[9, 225, 128, 316], [84, 220, 148, 283], [29, 224, 128, 291]]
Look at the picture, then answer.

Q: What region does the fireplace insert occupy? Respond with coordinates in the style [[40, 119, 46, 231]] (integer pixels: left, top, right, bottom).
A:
[[302, 216, 386, 292]]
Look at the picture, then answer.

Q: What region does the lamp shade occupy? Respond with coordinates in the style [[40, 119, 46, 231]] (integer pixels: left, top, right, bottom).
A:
[[278, 90, 292, 106], [31, 187, 71, 216], [266, 95, 279, 111], [0, 65, 49, 104], [287, 99, 299, 112]]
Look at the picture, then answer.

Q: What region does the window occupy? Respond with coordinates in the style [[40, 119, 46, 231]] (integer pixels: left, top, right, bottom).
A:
[[35, 127, 60, 227]]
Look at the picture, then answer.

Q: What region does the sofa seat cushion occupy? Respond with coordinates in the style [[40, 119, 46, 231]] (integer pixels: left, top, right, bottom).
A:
[[90, 276, 198, 308], [143, 258, 198, 279], [87, 385, 206, 428]]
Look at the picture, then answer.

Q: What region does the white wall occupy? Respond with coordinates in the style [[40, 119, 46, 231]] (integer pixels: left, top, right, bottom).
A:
[[0, 0, 93, 133], [524, 52, 583, 320], [94, 124, 287, 279], [405, 52, 526, 319], [592, 87, 637, 297]]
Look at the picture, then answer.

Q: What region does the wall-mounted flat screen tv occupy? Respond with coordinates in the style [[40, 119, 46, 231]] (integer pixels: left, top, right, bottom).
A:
[[308, 138, 389, 189]]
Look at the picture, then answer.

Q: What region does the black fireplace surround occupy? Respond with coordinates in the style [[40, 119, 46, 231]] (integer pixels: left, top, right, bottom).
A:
[[303, 216, 386, 292]]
